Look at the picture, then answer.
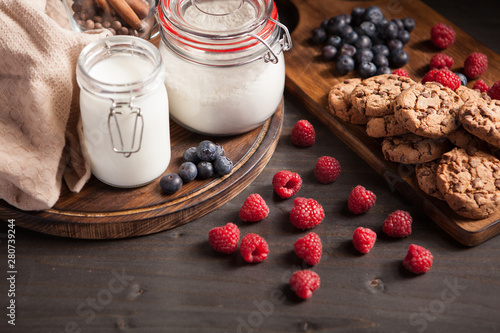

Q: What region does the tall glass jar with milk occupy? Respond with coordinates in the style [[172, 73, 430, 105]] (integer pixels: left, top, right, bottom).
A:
[[157, 0, 292, 135], [77, 36, 170, 187]]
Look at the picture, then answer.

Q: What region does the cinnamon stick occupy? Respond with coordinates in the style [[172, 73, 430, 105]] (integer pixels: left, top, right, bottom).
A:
[[124, 0, 150, 20], [95, 0, 112, 14], [107, 0, 143, 30]]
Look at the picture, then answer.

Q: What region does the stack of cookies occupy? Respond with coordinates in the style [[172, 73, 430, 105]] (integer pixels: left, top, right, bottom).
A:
[[328, 74, 500, 219]]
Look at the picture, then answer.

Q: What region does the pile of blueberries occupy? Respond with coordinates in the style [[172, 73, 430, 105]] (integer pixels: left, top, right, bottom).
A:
[[160, 140, 234, 194], [311, 6, 415, 78]]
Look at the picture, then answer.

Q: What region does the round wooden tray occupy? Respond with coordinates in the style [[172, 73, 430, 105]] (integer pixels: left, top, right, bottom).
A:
[[0, 100, 283, 239]]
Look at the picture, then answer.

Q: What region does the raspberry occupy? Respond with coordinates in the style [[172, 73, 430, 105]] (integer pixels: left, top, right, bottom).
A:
[[289, 270, 320, 299], [272, 170, 303, 199], [472, 79, 490, 93], [382, 210, 412, 237], [429, 53, 454, 69], [433, 69, 461, 91], [421, 69, 460, 90], [240, 233, 269, 263], [421, 69, 439, 84], [352, 227, 377, 254], [208, 223, 240, 254], [430, 22, 455, 49], [392, 68, 410, 78], [239, 193, 270, 222], [291, 119, 315, 147], [403, 244, 433, 274], [489, 80, 500, 100], [464, 52, 488, 79], [314, 156, 341, 184], [294, 232, 322, 265], [348, 185, 376, 214], [290, 197, 325, 230]]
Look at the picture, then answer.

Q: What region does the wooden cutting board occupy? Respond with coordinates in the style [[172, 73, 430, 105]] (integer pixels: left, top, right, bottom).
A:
[[284, 0, 500, 246], [0, 101, 283, 239]]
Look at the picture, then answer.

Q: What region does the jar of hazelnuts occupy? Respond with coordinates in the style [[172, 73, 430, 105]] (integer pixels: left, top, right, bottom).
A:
[[62, 0, 157, 39]]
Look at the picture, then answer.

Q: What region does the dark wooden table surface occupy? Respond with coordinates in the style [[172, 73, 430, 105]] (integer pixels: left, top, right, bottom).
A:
[[1, 1, 500, 332]]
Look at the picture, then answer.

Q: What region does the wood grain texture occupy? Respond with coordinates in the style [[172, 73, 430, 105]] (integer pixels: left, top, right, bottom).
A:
[[0, 101, 283, 239], [283, 0, 500, 246]]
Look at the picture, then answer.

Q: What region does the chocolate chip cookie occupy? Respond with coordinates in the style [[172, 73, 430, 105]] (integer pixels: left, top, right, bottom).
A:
[[436, 147, 500, 219], [455, 85, 482, 103], [394, 82, 463, 138], [415, 160, 445, 200], [447, 126, 489, 155], [366, 114, 409, 138], [459, 98, 500, 148], [381, 133, 451, 164], [350, 74, 416, 117], [328, 78, 368, 124]]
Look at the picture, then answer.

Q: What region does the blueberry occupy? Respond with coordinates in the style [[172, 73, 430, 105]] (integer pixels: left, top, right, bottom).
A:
[[311, 27, 327, 44], [370, 34, 385, 46], [372, 54, 389, 68], [376, 66, 392, 75], [456, 72, 468, 86], [178, 162, 197, 183], [402, 17, 415, 32], [320, 18, 329, 30], [377, 17, 389, 31], [358, 21, 376, 37], [383, 21, 399, 40], [214, 156, 233, 176], [339, 43, 357, 57], [354, 48, 374, 64], [362, 6, 384, 24], [339, 24, 354, 39], [387, 39, 404, 51], [397, 29, 411, 44], [389, 48, 410, 68], [160, 173, 183, 194], [322, 45, 338, 61], [326, 16, 347, 35], [343, 31, 358, 45], [183, 147, 200, 163], [357, 62, 377, 78], [197, 161, 214, 179], [196, 140, 217, 161], [354, 35, 372, 49], [326, 35, 343, 48], [392, 18, 404, 31], [335, 55, 355, 75], [215, 144, 225, 157], [351, 7, 365, 26], [372, 44, 390, 57], [344, 15, 352, 26]]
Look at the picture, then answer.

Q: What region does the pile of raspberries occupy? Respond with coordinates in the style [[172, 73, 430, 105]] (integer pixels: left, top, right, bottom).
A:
[[415, 22, 499, 98], [207, 120, 433, 300]]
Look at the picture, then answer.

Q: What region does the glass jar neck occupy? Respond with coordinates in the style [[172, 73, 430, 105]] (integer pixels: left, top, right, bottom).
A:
[[77, 36, 165, 98]]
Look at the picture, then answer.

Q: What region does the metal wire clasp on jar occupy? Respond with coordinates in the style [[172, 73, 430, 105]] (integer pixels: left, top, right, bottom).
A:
[[157, 0, 292, 135]]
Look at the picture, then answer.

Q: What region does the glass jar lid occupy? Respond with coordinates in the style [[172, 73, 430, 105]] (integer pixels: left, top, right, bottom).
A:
[[157, 0, 291, 65], [160, 0, 274, 37]]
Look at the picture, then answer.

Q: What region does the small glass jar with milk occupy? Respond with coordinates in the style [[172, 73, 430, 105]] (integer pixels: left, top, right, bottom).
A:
[[77, 36, 170, 187], [157, 0, 292, 135]]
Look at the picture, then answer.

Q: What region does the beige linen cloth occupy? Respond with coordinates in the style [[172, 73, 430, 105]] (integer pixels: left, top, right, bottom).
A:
[[0, 0, 107, 210]]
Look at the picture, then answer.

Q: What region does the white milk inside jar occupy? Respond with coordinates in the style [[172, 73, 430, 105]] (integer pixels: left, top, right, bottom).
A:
[[157, 0, 292, 135], [77, 36, 170, 187]]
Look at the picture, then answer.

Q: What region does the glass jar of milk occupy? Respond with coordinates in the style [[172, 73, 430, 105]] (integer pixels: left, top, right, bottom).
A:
[[77, 36, 170, 188], [157, 0, 292, 135]]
